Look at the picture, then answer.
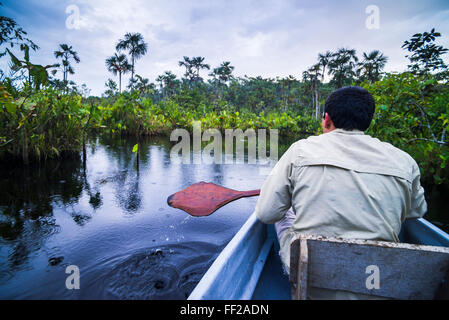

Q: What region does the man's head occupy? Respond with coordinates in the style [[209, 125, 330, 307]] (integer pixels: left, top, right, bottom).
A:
[[322, 86, 376, 133]]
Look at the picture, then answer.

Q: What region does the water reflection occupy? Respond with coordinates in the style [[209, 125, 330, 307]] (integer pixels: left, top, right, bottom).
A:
[[0, 135, 268, 299], [0, 134, 447, 299], [0, 158, 86, 272]]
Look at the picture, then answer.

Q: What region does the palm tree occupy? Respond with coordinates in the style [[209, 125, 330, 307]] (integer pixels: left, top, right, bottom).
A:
[[156, 71, 178, 100], [104, 78, 118, 97], [191, 56, 210, 81], [211, 61, 234, 84], [306, 64, 322, 119], [302, 70, 315, 116], [178, 56, 195, 83], [54, 43, 80, 85], [359, 50, 388, 82], [318, 51, 333, 82], [162, 71, 178, 97], [116, 32, 148, 86], [328, 48, 358, 88], [277, 75, 295, 111], [210, 61, 234, 99], [156, 74, 165, 96], [105, 53, 131, 93], [134, 74, 150, 94]]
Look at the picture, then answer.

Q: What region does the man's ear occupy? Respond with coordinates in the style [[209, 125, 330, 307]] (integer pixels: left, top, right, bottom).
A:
[[323, 114, 328, 129], [322, 113, 336, 133], [323, 113, 331, 128]]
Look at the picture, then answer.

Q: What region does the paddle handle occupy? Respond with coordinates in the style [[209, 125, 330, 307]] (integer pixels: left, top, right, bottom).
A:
[[239, 189, 260, 198]]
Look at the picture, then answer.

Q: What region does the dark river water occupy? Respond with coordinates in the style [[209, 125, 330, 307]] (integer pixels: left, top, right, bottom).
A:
[[0, 135, 448, 299], [0, 135, 274, 299]]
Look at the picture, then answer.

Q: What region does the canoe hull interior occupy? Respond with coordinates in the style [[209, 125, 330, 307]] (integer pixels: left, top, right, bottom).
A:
[[188, 215, 449, 300]]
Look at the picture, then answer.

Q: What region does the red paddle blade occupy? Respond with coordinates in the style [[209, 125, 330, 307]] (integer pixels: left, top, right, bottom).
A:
[[167, 182, 260, 217]]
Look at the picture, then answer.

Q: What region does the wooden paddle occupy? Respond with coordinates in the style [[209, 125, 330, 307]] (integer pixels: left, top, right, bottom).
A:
[[167, 181, 260, 217]]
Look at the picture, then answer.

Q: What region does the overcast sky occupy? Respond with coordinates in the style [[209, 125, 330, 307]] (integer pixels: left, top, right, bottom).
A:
[[2, 0, 449, 96]]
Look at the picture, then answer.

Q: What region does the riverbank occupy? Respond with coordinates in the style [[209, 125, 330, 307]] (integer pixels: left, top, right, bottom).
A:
[[1, 73, 449, 188]]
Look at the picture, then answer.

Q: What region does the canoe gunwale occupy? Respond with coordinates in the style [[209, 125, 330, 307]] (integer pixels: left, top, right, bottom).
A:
[[188, 216, 449, 300], [188, 213, 273, 300]]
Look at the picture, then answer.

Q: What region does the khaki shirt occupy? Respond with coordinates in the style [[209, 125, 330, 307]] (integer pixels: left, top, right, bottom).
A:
[[255, 129, 427, 298]]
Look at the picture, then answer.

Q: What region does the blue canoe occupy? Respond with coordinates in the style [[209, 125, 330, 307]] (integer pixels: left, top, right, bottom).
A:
[[188, 214, 449, 300]]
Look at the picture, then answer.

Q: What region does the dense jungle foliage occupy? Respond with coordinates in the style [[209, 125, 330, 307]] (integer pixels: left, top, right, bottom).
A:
[[1, 8, 448, 188]]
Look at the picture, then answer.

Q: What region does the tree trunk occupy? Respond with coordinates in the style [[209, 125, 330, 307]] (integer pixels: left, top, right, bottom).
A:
[[136, 142, 140, 172], [131, 56, 135, 86], [119, 72, 122, 93], [22, 129, 28, 165], [136, 124, 141, 172], [83, 138, 87, 169], [311, 91, 314, 117]]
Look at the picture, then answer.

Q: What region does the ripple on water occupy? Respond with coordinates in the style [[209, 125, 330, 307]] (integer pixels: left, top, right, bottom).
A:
[[84, 242, 221, 300]]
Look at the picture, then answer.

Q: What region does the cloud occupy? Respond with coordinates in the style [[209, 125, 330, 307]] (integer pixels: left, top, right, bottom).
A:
[[1, 0, 449, 95]]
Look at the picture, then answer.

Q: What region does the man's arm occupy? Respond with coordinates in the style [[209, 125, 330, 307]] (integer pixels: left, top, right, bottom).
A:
[[255, 144, 296, 224], [406, 162, 427, 220]]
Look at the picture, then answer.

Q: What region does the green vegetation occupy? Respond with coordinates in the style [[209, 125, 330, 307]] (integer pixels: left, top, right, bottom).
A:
[[0, 86, 88, 164], [1, 6, 448, 187], [54, 43, 80, 88], [364, 73, 449, 184]]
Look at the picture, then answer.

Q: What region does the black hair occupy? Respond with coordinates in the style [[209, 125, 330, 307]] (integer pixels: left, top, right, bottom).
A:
[[323, 86, 375, 131]]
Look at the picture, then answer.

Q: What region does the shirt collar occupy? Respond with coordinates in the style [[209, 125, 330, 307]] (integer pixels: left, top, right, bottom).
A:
[[330, 128, 365, 135]]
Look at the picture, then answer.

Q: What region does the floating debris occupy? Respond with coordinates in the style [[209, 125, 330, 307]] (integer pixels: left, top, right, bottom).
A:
[[48, 256, 64, 266]]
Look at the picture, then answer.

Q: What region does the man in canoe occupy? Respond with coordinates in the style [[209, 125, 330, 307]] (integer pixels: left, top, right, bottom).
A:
[[255, 86, 427, 299]]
